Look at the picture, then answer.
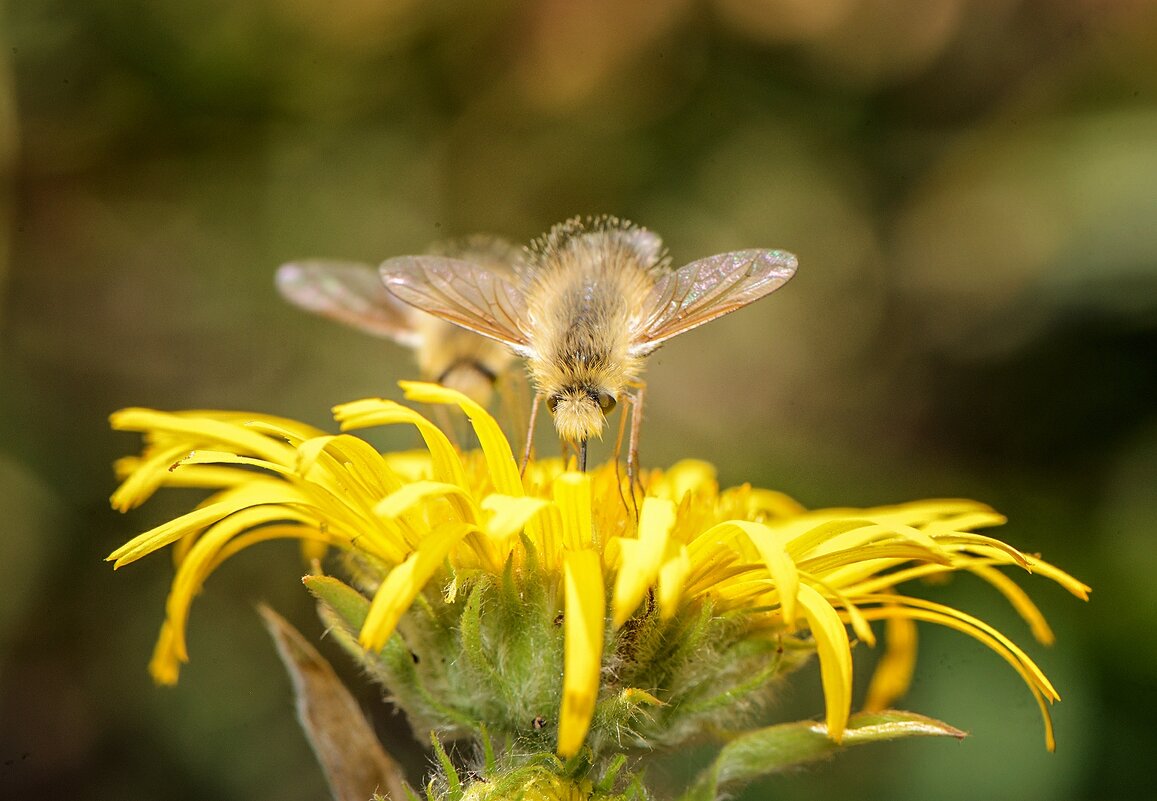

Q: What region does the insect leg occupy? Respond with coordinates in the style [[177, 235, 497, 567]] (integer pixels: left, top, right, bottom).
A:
[[613, 394, 633, 517], [520, 392, 542, 475], [497, 368, 532, 449], [624, 381, 647, 520], [628, 384, 646, 480]]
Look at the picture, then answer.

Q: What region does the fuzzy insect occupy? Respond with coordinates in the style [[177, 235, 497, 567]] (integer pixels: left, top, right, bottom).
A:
[[379, 216, 797, 472]]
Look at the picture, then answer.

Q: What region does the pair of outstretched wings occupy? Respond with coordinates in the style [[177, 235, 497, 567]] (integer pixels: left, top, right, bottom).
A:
[[379, 248, 798, 359]]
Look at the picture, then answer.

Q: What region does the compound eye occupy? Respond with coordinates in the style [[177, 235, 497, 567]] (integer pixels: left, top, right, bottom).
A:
[[597, 392, 617, 413], [546, 395, 560, 414]]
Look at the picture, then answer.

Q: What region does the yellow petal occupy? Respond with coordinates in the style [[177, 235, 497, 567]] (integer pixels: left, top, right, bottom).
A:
[[863, 615, 918, 712], [110, 408, 296, 465], [110, 442, 200, 511], [656, 545, 691, 619], [554, 473, 593, 551], [796, 584, 852, 743], [474, 494, 550, 571], [161, 510, 319, 666], [746, 487, 808, 519], [857, 597, 1059, 750], [108, 493, 285, 567], [1022, 555, 1091, 600], [375, 480, 478, 524], [148, 619, 183, 685], [481, 494, 549, 540], [332, 398, 468, 492], [399, 381, 524, 497], [971, 564, 1055, 645], [653, 459, 717, 502], [876, 594, 1059, 701], [358, 521, 474, 652], [708, 520, 799, 628], [557, 549, 605, 758], [296, 434, 402, 500], [612, 497, 675, 628]]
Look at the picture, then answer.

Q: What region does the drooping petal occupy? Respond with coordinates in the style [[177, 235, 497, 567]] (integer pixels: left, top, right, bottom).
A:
[[971, 564, 1055, 645], [856, 595, 1061, 749], [557, 549, 605, 758], [148, 619, 184, 686], [796, 584, 852, 743], [107, 483, 311, 567]]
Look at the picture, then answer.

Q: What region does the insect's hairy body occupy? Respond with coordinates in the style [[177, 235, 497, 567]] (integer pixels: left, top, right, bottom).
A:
[[412, 312, 508, 403], [521, 223, 661, 443], [377, 214, 798, 463]]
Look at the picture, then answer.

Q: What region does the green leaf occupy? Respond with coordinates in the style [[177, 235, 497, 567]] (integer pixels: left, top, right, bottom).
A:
[[304, 574, 371, 630], [680, 710, 966, 801]]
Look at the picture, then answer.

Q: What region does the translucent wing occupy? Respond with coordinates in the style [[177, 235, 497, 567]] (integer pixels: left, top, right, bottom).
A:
[[276, 260, 422, 347], [630, 249, 798, 356], [379, 256, 534, 356]]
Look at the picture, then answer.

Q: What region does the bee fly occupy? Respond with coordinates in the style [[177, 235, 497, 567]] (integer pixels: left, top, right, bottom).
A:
[[379, 216, 797, 476]]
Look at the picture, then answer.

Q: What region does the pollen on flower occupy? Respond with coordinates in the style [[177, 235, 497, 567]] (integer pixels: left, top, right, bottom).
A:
[[109, 382, 1089, 761]]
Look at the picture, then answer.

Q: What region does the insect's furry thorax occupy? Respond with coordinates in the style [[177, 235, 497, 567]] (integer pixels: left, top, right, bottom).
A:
[[523, 224, 657, 393]]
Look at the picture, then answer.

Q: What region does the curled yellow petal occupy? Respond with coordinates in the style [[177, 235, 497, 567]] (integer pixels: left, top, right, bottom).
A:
[[399, 381, 524, 497], [148, 619, 184, 686], [971, 564, 1055, 645], [796, 583, 852, 743], [332, 398, 468, 491]]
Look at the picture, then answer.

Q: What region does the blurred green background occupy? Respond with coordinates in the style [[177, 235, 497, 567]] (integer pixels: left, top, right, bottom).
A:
[[1, 1, 1154, 799]]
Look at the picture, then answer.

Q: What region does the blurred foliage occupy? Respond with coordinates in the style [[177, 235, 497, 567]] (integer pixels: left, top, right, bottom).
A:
[[1, 1, 1154, 799]]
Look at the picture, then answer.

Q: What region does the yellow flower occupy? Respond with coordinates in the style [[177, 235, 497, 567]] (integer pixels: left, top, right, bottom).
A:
[[108, 382, 1088, 757]]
